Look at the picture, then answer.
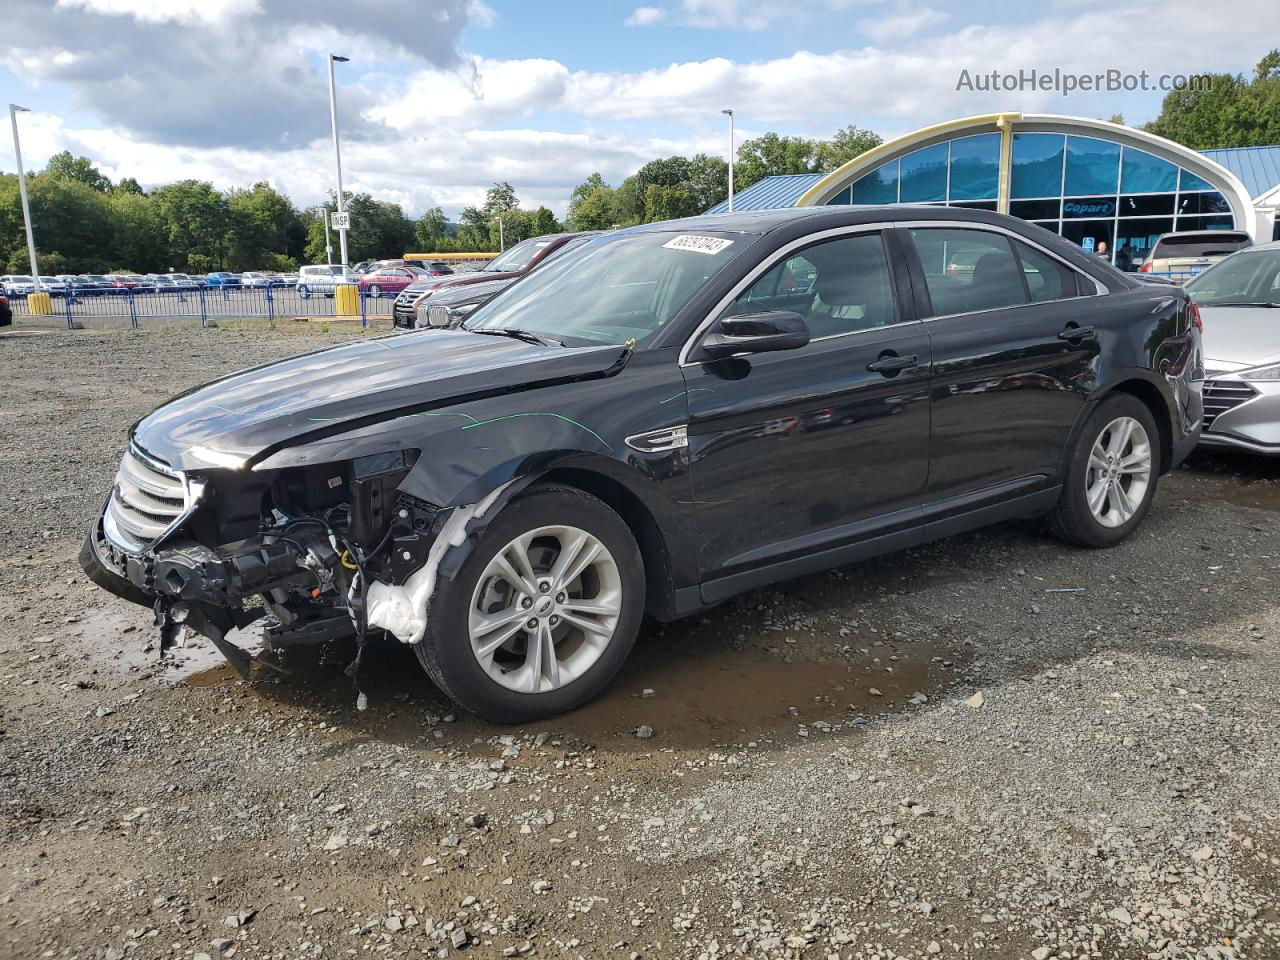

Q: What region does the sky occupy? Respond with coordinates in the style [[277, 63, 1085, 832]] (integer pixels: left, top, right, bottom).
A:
[[2, 0, 1279, 221]]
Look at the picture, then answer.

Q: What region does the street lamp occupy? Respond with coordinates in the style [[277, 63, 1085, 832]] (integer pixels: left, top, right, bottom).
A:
[[9, 104, 41, 290], [327, 54, 350, 277], [721, 108, 735, 213]]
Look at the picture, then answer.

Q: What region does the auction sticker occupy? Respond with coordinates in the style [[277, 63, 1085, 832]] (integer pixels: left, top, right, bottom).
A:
[[663, 235, 735, 255]]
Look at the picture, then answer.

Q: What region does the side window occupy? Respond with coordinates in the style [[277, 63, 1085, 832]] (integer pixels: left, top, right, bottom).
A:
[[1013, 240, 1081, 302], [909, 228, 1028, 316], [723, 232, 897, 338]]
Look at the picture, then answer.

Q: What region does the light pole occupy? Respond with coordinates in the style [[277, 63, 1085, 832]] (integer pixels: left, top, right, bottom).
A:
[[9, 104, 40, 290], [721, 108, 735, 213], [327, 54, 350, 276]]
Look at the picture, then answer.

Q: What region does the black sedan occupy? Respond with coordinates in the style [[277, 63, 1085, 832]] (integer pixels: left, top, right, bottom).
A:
[[81, 206, 1203, 722]]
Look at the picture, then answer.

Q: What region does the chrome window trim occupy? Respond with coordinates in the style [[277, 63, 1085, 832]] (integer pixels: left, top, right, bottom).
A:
[[679, 222, 897, 367]]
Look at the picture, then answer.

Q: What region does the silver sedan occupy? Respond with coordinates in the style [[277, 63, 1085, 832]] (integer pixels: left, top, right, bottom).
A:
[[1186, 240, 1280, 456]]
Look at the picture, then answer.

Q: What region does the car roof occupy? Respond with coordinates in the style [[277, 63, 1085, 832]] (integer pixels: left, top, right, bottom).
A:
[[625, 204, 1025, 236]]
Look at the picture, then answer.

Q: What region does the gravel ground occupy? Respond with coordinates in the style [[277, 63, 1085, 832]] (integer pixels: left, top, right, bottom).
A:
[[2, 321, 1279, 960]]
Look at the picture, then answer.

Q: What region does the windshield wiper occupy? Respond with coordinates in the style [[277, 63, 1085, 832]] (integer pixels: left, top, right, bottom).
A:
[[469, 327, 561, 347]]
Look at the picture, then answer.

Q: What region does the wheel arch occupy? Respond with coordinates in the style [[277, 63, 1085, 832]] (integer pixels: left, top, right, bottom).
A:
[[1099, 377, 1173, 475], [532, 466, 678, 620]]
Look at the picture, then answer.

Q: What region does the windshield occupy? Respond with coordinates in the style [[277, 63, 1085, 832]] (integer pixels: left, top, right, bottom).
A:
[[1186, 250, 1280, 306], [483, 237, 552, 273], [465, 231, 745, 347]]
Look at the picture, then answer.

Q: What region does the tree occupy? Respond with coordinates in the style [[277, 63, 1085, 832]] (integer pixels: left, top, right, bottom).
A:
[[226, 181, 303, 271], [643, 184, 697, 222], [569, 186, 619, 230], [529, 206, 560, 237], [150, 180, 232, 270], [817, 125, 882, 172], [734, 133, 823, 191], [684, 153, 729, 211], [1144, 51, 1280, 149], [45, 151, 112, 192], [107, 189, 166, 272], [566, 173, 609, 227], [115, 177, 144, 196], [482, 182, 519, 217], [415, 206, 449, 250]]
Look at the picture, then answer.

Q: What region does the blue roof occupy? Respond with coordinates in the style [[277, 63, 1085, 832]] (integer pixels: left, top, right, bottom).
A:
[[1200, 146, 1280, 199], [706, 173, 824, 214]]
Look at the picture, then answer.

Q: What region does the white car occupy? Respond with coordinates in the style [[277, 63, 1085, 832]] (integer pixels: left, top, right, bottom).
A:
[[241, 272, 274, 287], [2, 275, 37, 294], [295, 264, 350, 299]]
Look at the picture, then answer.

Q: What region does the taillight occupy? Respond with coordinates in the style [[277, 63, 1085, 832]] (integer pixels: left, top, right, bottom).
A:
[[1189, 301, 1203, 334], [1139, 262, 1151, 273]]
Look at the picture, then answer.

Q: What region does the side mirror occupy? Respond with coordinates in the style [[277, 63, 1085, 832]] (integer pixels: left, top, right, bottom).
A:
[[696, 310, 810, 360]]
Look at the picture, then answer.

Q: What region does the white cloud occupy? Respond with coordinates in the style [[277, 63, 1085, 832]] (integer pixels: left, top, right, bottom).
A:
[[625, 6, 667, 27], [679, 0, 774, 30], [860, 7, 948, 43], [54, 0, 262, 27]]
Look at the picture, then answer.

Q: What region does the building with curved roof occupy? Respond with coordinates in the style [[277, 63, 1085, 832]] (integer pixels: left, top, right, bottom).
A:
[[708, 113, 1280, 270]]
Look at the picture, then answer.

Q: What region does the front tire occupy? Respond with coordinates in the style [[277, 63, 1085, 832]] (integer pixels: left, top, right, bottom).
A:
[[415, 485, 645, 722], [1048, 394, 1161, 547], [368, 284, 382, 298], [298, 285, 311, 299]]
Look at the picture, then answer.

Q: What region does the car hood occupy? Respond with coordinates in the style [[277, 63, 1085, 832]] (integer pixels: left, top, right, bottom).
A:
[[402, 270, 518, 297], [1200, 305, 1280, 369], [132, 330, 625, 471]]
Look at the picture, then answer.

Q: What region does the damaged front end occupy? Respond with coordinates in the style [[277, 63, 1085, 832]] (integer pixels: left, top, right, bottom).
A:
[[82, 440, 444, 703]]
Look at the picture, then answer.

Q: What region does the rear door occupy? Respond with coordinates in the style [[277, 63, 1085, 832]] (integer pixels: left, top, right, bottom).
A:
[[682, 227, 932, 587], [901, 223, 1098, 509]]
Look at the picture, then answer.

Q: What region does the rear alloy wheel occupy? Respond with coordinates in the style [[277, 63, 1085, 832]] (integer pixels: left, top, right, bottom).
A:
[[1048, 393, 1161, 547], [415, 486, 644, 722], [298, 285, 311, 299], [368, 284, 382, 298]]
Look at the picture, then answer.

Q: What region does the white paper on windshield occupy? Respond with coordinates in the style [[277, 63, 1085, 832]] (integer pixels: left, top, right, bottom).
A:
[[663, 235, 735, 255]]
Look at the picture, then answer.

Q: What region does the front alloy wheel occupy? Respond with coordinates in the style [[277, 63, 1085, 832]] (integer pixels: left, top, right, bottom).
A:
[[298, 284, 311, 299], [368, 284, 382, 298], [415, 485, 644, 722], [468, 525, 622, 693]]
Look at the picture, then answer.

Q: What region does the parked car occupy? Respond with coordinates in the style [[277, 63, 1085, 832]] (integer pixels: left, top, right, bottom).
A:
[[79, 274, 113, 294], [0, 275, 36, 295], [411, 260, 456, 277], [126, 275, 157, 292], [1139, 230, 1253, 279], [1184, 241, 1280, 455], [241, 272, 274, 287], [107, 275, 141, 292], [395, 236, 598, 331], [392, 233, 596, 327], [0, 293, 10, 327], [357, 265, 435, 298], [166, 273, 201, 290], [80, 207, 1202, 722], [204, 272, 242, 288], [296, 264, 350, 298]]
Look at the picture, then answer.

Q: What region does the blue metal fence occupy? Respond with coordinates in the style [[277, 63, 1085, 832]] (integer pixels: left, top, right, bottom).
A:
[[8, 284, 394, 330]]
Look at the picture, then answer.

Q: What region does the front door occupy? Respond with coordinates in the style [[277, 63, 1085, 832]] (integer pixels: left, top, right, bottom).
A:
[[682, 228, 932, 583]]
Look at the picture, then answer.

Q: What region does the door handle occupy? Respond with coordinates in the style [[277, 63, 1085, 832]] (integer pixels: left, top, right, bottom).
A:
[[867, 353, 918, 374], [1057, 324, 1097, 342]]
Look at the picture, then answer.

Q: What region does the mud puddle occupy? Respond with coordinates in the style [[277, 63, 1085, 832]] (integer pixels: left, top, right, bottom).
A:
[[1179, 452, 1280, 512], [64, 603, 263, 684]]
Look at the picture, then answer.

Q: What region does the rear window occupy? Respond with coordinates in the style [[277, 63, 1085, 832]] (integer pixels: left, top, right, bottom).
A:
[[1151, 232, 1251, 259]]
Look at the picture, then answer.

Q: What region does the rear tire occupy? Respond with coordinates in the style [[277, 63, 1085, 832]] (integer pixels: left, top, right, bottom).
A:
[[414, 485, 645, 723], [368, 284, 382, 298], [299, 285, 311, 299], [1048, 393, 1161, 548]]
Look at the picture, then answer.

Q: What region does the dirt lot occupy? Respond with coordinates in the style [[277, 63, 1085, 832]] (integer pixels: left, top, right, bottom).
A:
[[2, 321, 1279, 960]]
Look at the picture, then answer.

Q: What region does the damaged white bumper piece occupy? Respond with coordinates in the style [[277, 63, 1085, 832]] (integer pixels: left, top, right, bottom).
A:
[[365, 483, 513, 645]]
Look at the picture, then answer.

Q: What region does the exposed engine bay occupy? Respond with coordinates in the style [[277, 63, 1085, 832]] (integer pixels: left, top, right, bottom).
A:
[[84, 443, 450, 706]]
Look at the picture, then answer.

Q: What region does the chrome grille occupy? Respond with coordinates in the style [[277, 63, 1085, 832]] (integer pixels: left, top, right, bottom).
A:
[[425, 304, 451, 327], [105, 444, 187, 550], [1202, 379, 1259, 430]]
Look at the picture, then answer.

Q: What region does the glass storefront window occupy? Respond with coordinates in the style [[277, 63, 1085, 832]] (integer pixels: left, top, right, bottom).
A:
[[899, 143, 948, 202], [1063, 197, 1118, 219], [851, 160, 899, 204], [1011, 133, 1065, 198], [1176, 215, 1235, 231], [1177, 192, 1230, 215], [1064, 137, 1120, 196], [1061, 219, 1114, 257], [1120, 147, 1177, 193], [948, 134, 1000, 200], [1119, 194, 1175, 216], [948, 200, 998, 211], [1116, 218, 1173, 270], [1179, 169, 1214, 192], [1010, 199, 1061, 220]]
